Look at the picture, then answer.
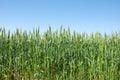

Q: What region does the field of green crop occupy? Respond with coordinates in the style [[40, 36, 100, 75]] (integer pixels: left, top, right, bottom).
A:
[[0, 27, 120, 80]]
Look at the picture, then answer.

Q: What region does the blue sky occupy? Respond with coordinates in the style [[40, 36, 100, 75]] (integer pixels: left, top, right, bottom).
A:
[[0, 0, 120, 34]]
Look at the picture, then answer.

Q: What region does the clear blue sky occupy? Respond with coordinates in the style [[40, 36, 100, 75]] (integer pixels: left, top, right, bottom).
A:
[[0, 0, 120, 34]]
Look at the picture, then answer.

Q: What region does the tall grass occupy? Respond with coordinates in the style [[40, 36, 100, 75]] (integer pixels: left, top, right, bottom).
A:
[[0, 27, 120, 80]]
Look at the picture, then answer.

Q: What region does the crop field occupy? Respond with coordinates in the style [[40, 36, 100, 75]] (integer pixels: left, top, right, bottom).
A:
[[0, 27, 120, 80]]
